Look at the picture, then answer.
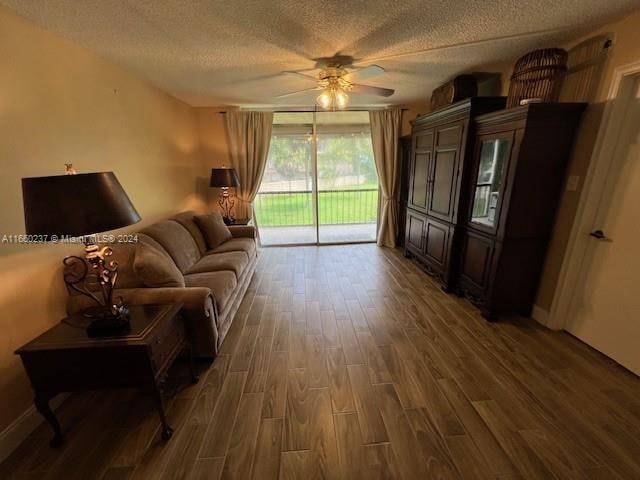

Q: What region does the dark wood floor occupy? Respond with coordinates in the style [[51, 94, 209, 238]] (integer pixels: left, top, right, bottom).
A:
[[2, 244, 639, 479]]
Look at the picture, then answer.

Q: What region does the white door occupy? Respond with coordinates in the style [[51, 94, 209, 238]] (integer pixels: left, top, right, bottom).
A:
[[565, 75, 640, 375]]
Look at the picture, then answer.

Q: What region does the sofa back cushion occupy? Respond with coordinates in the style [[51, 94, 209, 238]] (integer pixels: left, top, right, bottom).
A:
[[195, 212, 232, 250], [141, 220, 201, 272], [133, 237, 185, 288], [172, 211, 208, 255]]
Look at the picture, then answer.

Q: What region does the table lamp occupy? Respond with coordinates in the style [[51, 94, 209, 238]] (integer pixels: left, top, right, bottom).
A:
[[22, 169, 141, 335], [210, 167, 240, 223]]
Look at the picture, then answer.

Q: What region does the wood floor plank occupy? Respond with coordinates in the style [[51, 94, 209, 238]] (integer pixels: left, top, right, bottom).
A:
[[279, 451, 310, 480], [336, 316, 364, 365], [230, 325, 259, 372], [283, 369, 310, 451], [244, 335, 273, 393], [199, 371, 247, 458], [306, 335, 329, 388], [373, 383, 428, 480], [334, 413, 365, 480], [356, 331, 393, 384], [187, 457, 224, 480], [326, 348, 356, 413], [252, 418, 283, 480], [437, 377, 518, 478], [273, 311, 291, 352], [262, 350, 288, 419], [306, 388, 340, 479], [305, 301, 322, 335], [362, 443, 402, 479], [321, 310, 340, 349], [347, 364, 388, 444], [472, 400, 557, 480], [259, 303, 278, 338], [288, 322, 308, 369], [404, 408, 460, 480], [220, 393, 263, 480]]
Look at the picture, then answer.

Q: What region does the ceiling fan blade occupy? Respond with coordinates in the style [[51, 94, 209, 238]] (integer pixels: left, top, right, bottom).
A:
[[344, 65, 385, 82], [276, 86, 322, 98], [281, 71, 319, 82], [350, 83, 395, 97]]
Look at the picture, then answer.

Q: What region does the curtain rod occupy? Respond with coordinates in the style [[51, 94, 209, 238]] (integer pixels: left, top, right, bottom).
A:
[[217, 108, 408, 114]]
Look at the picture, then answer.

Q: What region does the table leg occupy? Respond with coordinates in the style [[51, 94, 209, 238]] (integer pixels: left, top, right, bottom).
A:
[[34, 393, 63, 448], [187, 345, 199, 384], [152, 385, 173, 440]]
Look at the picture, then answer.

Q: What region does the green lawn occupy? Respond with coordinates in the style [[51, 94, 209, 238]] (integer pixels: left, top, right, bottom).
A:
[[255, 189, 378, 226]]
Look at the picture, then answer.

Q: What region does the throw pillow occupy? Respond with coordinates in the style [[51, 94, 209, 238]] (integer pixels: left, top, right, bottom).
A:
[[133, 238, 185, 288], [194, 212, 232, 249]]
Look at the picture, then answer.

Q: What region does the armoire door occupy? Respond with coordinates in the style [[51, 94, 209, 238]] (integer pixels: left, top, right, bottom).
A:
[[427, 121, 465, 223], [423, 217, 451, 268], [405, 210, 426, 256], [407, 128, 434, 213], [467, 131, 515, 236]]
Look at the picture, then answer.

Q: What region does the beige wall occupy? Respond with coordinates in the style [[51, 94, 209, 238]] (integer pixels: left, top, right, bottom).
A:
[[536, 10, 640, 311], [0, 6, 205, 432], [194, 107, 235, 210]]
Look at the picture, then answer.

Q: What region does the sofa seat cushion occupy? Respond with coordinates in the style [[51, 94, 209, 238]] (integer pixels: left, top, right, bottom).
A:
[[184, 271, 237, 313], [207, 238, 256, 260], [186, 251, 248, 278], [141, 220, 201, 273]]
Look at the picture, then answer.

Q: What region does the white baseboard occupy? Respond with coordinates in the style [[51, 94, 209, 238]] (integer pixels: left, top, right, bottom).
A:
[[0, 394, 69, 463], [531, 304, 550, 327]]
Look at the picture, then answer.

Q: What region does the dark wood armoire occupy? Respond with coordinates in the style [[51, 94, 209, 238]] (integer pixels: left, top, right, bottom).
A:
[[457, 103, 586, 319], [397, 135, 412, 247], [403, 97, 506, 290]]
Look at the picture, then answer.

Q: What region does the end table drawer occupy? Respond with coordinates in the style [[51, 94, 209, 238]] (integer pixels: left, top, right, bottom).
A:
[[151, 323, 185, 374]]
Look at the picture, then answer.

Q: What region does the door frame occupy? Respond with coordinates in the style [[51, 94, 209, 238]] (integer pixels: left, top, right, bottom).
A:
[[547, 60, 640, 330]]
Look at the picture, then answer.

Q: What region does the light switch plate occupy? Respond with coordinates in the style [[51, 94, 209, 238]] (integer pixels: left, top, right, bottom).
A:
[[566, 175, 580, 191]]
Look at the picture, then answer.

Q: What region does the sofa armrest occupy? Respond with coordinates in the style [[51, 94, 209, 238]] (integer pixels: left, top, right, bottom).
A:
[[228, 225, 256, 239], [66, 287, 219, 358]]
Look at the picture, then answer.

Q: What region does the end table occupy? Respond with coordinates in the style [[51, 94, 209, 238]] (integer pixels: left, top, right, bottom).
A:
[[15, 303, 197, 447]]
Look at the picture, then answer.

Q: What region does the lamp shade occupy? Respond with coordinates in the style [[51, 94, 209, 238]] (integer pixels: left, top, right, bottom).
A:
[[22, 172, 141, 237], [210, 168, 240, 188]]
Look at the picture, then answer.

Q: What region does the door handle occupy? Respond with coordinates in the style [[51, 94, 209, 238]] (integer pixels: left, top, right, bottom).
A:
[[589, 229, 611, 241]]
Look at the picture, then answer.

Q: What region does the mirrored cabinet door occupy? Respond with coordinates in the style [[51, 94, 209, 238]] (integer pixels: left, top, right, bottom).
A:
[[470, 135, 512, 229]]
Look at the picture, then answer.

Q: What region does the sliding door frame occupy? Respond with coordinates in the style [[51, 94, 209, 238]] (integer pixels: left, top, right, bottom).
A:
[[259, 112, 379, 247]]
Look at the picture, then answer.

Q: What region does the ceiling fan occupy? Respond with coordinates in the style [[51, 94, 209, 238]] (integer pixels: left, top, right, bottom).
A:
[[276, 55, 395, 110]]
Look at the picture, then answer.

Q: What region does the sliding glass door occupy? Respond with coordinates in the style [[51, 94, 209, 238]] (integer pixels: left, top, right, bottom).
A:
[[255, 112, 378, 246]]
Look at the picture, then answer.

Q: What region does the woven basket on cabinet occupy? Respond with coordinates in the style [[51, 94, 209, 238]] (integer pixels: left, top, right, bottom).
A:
[[507, 48, 568, 108]]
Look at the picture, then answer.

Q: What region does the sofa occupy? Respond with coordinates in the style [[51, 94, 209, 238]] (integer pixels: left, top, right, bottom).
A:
[[66, 211, 258, 358]]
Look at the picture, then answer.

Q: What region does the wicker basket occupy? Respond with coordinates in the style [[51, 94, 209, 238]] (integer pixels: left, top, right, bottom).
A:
[[507, 48, 568, 107]]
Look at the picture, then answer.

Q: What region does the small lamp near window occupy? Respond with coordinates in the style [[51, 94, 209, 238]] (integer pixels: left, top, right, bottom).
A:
[[22, 169, 141, 336], [210, 167, 240, 224]]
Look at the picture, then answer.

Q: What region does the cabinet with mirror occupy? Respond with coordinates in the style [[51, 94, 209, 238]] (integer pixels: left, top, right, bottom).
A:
[[458, 103, 586, 319]]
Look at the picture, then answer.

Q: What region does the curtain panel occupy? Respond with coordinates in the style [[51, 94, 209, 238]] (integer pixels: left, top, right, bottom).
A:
[[369, 108, 402, 247], [224, 111, 274, 221]]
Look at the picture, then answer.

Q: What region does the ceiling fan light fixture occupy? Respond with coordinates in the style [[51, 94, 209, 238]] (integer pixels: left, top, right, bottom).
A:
[[316, 76, 350, 110]]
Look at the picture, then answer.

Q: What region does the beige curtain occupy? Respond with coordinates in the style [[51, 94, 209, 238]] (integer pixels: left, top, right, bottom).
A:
[[369, 108, 402, 247], [224, 111, 274, 220]]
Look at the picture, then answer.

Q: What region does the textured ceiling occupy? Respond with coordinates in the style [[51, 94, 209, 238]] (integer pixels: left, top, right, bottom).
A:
[[2, 0, 638, 107]]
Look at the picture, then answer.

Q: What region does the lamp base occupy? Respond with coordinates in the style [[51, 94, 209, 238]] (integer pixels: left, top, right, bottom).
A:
[[83, 306, 131, 337]]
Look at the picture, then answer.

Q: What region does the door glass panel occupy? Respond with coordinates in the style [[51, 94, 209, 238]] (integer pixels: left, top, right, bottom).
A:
[[471, 139, 510, 227], [255, 130, 316, 245], [316, 130, 378, 243]]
